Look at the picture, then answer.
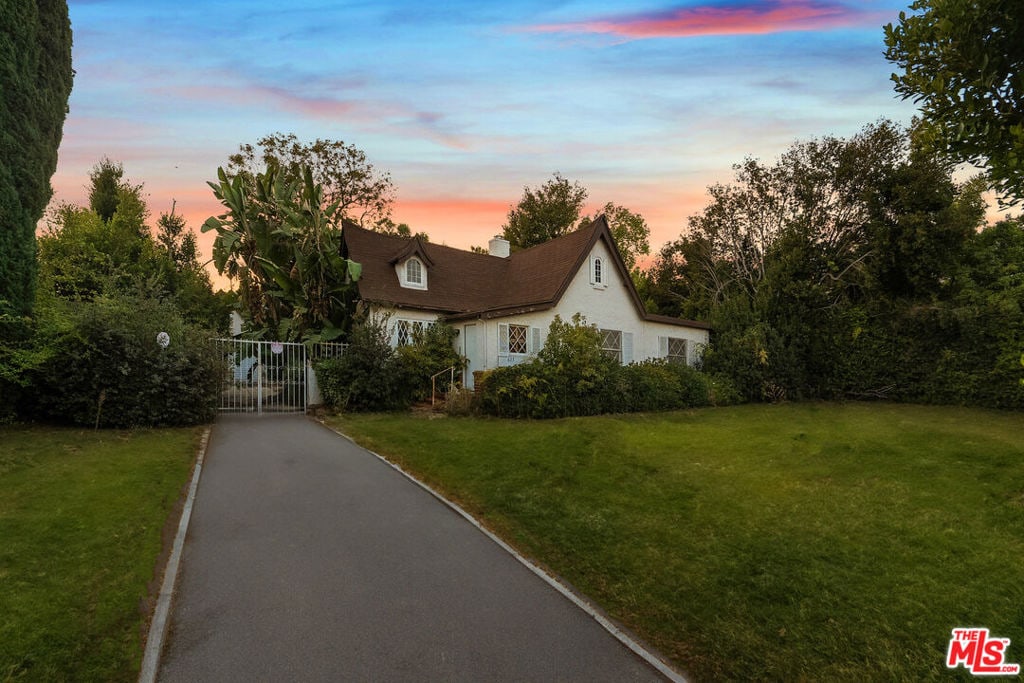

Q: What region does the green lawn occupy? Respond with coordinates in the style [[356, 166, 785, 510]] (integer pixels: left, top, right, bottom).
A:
[[0, 424, 203, 682], [329, 403, 1024, 681]]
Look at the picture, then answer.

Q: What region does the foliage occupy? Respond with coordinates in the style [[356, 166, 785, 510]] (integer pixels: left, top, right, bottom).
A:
[[579, 202, 650, 271], [226, 132, 395, 227], [87, 157, 130, 223], [636, 233, 723, 321], [29, 293, 221, 427], [154, 205, 234, 331], [37, 167, 229, 333], [38, 201, 158, 300], [0, 424, 199, 681], [0, 0, 73, 316], [501, 173, 588, 251], [203, 164, 361, 342], [475, 314, 715, 418], [884, 0, 1024, 202], [315, 317, 465, 411], [332, 403, 1024, 682], [394, 323, 465, 403], [315, 316, 404, 411], [646, 121, 1021, 408]]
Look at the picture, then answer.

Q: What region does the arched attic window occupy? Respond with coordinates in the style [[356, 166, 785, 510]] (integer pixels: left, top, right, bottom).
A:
[[406, 258, 423, 285]]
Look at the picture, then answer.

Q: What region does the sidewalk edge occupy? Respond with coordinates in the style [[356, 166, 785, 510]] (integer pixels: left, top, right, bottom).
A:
[[138, 426, 211, 683]]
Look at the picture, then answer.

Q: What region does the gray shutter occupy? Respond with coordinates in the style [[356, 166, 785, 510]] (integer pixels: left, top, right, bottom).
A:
[[589, 256, 596, 285], [530, 327, 542, 355], [659, 336, 668, 358], [622, 332, 633, 365], [498, 323, 509, 354]]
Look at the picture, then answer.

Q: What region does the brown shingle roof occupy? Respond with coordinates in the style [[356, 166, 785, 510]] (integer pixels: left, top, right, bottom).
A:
[[341, 218, 710, 329]]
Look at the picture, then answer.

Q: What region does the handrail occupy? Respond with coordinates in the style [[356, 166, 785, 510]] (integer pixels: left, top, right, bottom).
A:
[[431, 366, 457, 408]]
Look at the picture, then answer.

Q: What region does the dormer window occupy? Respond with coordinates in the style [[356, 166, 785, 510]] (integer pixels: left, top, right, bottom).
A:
[[406, 258, 423, 285], [398, 256, 428, 290], [391, 237, 432, 290]]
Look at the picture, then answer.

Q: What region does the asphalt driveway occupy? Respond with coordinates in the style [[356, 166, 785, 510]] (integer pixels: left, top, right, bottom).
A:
[[157, 414, 670, 682]]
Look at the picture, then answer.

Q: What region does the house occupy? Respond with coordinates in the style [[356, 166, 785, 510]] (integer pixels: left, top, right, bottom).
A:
[[341, 216, 711, 389]]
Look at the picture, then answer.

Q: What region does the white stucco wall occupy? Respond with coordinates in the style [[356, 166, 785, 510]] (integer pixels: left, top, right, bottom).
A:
[[458, 240, 709, 384]]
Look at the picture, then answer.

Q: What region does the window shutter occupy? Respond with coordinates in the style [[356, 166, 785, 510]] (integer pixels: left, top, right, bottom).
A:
[[589, 256, 596, 285], [498, 323, 509, 354], [530, 327, 542, 355], [622, 332, 633, 365], [659, 336, 668, 358]]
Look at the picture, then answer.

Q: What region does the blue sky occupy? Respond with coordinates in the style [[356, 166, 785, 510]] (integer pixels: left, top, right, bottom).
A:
[[53, 0, 920, 271]]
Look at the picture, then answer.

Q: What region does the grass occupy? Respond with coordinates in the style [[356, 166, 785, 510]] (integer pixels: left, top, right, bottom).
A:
[[329, 403, 1024, 682], [0, 424, 203, 682]]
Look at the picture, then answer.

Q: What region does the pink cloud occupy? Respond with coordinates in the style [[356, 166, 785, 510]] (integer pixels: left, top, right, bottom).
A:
[[524, 1, 883, 39]]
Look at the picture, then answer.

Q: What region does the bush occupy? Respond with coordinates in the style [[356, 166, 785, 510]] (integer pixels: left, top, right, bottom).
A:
[[30, 294, 220, 427], [474, 315, 719, 418], [315, 316, 405, 411], [315, 317, 465, 412], [395, 324, 465, 403]]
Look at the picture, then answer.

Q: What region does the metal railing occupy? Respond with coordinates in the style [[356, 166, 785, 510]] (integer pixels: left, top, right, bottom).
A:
[[430, 366, 457, 408]]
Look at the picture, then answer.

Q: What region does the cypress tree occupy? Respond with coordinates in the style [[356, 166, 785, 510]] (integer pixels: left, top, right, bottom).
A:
[[0, 1, 73, 315]]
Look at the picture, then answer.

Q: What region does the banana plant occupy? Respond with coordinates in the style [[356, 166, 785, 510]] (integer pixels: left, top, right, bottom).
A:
[[202, 163, 361, 342]]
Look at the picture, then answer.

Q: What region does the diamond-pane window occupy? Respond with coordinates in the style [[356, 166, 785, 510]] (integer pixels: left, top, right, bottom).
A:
[[508, 324, 528, 354], [600, 329, 621, 362], [395, 320, 411, 346], [667, 337, 688, 364]]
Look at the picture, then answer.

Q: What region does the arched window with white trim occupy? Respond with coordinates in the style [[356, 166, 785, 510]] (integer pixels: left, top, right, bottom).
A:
[[406, 258, 423, 285]]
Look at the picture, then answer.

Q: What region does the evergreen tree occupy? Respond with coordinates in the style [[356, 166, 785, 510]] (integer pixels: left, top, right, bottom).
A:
[[0, 0, 73, 315]]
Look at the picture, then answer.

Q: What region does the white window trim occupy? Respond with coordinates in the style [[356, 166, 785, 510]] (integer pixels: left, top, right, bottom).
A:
[[590, 255, 607, 289], [599, 328, 632, 365], [497, 323, 543, 366], [398, 257, 427, 290], [392, 318, 436, 347], [659, 336, 689, 365]]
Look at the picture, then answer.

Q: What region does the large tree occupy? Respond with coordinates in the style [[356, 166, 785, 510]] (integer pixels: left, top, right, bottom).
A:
[[652, 121, 989, 401], [884, 0, 1024, 202], [501, 173, 588, 250], [226, 133, 395, 228], [0, 0, 73, 315]]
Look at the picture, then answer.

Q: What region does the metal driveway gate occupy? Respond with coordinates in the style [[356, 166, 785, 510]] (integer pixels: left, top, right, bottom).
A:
[[215, 339, 306, 413]]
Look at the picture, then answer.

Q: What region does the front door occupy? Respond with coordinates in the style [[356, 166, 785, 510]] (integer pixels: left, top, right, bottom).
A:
[[463, 324, 480, 389]]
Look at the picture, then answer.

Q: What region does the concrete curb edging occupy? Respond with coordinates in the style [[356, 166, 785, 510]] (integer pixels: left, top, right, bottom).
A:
[[138, 427, 211, 683], [317, 419, 688, 683]]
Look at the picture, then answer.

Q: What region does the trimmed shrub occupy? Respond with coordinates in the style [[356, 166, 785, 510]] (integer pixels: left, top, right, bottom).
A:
[[31, 294, 220, 427]]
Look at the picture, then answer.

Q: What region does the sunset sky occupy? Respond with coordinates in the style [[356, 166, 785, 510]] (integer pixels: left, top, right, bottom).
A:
[[53, 0, 923, 285]]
